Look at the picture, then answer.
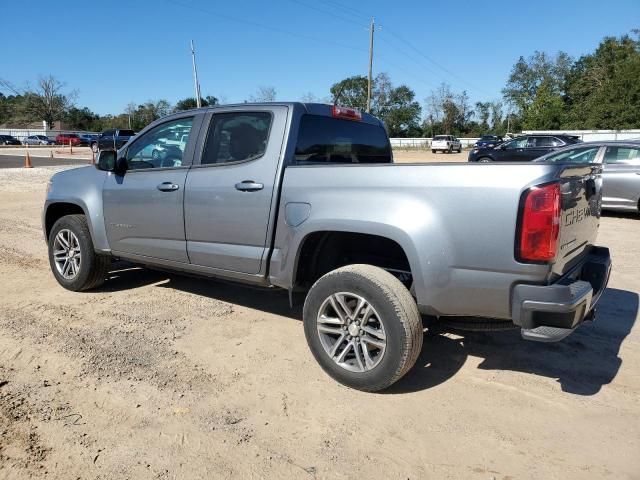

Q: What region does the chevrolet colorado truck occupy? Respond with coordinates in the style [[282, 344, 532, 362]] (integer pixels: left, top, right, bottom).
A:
[[43, 103, 611, 392]]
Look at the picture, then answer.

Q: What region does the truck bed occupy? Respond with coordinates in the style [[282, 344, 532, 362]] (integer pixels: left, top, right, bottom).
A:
[[272, 162, 602, 320]]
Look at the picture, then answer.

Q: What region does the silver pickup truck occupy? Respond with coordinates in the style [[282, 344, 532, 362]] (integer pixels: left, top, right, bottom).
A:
[[43, 103, 611, 391]]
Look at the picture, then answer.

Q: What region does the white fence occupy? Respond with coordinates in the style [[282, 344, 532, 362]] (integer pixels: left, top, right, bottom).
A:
[[522, 129, 640, 142], [390, 137, 480, 148]]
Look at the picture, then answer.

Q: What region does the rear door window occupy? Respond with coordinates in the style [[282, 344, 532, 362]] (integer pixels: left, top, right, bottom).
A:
[[294, 115, 391, 164], [603, 146, 640, 164], [201, 112, 272, 165]]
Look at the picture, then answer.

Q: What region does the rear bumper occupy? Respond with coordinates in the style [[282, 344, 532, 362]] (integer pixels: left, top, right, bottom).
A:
[[511, 246, 611, 342]]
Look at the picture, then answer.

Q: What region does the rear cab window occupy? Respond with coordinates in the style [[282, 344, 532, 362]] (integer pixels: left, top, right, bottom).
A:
[[294, 115, 392, 165]]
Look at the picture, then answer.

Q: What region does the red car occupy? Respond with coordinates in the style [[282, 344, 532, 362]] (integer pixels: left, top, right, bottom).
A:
[[55, 133, 82, 146]]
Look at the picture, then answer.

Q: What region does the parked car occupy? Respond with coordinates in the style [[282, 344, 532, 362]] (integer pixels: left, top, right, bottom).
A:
[[431, 135, 461, 153], [535, 141, 640, 214], [23, 135, 55, 145], [0, 134, 22, 145], [475, 134, 503, 148], [78, 133, 99, 146], [92, 129, 135, 152], [43, 102, 610, 392], [468, 134, 582, 162], [55, 133, 82, 146]]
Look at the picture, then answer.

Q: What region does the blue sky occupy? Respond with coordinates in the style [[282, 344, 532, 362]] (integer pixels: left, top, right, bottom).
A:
[[1, 0, 637, 115]]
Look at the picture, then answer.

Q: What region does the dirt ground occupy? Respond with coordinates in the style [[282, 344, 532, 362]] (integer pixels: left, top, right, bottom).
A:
[[393, 149, 468, 163], [0, 166, 638, 480]]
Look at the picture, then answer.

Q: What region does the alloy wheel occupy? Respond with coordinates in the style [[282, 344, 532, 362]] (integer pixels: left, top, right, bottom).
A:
[[53, 229, 82, 279], [316, 292, 386, 373]]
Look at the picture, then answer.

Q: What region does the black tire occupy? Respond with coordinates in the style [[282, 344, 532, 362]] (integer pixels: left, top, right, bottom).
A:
[[478, 157, 492, 163], [448, 146, 452, 154], [431, 149, 436, 154], [457, 147, 462, 153], [48, 214, 110, 291], [303, 264, 423, 392]]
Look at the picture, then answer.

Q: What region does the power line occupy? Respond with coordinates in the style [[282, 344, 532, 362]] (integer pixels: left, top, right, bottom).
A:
[[318, 0, 370, 22], [287, 0, 367, 27], [385, 29, 492, 96], [164, 0, 367, 54]]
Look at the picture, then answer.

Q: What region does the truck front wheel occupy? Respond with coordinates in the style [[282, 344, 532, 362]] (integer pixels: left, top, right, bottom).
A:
[[303, 264, 423, 392], [48, 214, 110, 291]]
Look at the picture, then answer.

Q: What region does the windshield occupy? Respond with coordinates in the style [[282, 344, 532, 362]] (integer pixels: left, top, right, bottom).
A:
[[537, 145, 601, 164]]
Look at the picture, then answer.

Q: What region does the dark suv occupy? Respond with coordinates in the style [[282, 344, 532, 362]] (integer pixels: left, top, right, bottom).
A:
[[468, 134, 582, 162], [0, 134, 22, 145], [91, 129, 135, 153]]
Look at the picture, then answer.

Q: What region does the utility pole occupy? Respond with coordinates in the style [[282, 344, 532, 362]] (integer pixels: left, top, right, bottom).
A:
[[366, 17, 375, 113], [190, 40, 202, 108]]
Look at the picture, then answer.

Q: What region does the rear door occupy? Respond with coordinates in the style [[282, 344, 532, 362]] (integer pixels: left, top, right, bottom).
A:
[[184, 106, 288, 274], [601, 145, 640, 210], [102, 115, 201, 262], [499, 137, 529, 161], [523, 136, 555, 160]]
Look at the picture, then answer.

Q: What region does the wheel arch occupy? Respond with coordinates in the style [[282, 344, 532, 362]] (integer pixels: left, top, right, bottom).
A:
[[44, 202, 88, 241], [288, 226, 422, 293]]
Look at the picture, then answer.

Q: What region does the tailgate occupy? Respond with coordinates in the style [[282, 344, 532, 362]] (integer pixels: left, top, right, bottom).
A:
[[552, 165, 602, 277]]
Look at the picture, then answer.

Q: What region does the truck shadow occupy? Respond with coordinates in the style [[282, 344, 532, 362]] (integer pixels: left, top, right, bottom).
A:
[[391, 287, 638, 396], [101, 266, 637, 396], [101, 263, 303, 320]]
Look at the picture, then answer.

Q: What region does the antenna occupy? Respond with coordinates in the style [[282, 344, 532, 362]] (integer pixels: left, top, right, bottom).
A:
[[190, 40, 202, 108]]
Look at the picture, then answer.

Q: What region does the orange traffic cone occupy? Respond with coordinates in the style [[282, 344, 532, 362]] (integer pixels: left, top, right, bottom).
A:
[[24, 150, 33, 168]]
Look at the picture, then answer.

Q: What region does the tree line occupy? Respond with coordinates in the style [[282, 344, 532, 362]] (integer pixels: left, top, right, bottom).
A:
[[1, 31, 637, 136]]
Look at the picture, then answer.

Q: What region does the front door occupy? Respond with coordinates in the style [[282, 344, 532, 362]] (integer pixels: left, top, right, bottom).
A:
[[102, 115, 200, 262], [601, 145, 640, 210], [184, 106, 288, 274]]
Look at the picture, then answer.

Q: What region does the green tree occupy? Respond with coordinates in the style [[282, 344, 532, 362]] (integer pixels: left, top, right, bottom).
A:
[[475, 101, 491, 130], [64, 106, 102, 131], [330, 73, 421, 136], [174, 95, 219, 111], [330, 75, 368, 109], [523, 80, 564, 129], [564, 33, 640, 129], [502, 51, 572, 124]]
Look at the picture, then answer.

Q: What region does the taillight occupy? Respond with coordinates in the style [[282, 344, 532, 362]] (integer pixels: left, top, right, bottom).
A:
[[332, 105, 362, 121], [517, 183, 561, 262]]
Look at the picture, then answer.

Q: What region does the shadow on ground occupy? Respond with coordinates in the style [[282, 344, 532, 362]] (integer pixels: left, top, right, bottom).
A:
[[391, 287, 638, 396], [99, 265, 637, 396]]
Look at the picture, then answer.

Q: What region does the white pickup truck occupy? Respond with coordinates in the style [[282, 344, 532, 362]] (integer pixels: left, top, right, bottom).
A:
[[432, 135, 462, 153]]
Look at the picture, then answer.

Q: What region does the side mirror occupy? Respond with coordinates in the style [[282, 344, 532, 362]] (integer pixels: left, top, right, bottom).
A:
[[96, 149, 128, 175], [96, 150, 116, 171]]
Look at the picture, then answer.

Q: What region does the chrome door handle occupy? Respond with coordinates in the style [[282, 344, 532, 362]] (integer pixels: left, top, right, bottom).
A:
[[157, 182, 179, 192], [235, 181, 264, 192]]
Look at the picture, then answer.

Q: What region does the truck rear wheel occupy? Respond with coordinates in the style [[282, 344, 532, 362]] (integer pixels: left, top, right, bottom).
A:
[[303, 264, 423, 392], [48, 214, 110, 291]]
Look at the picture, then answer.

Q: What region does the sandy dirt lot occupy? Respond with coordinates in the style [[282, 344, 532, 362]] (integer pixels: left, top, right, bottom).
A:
[[0, 166, 638, 480], [393, 149, 468, 163]]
